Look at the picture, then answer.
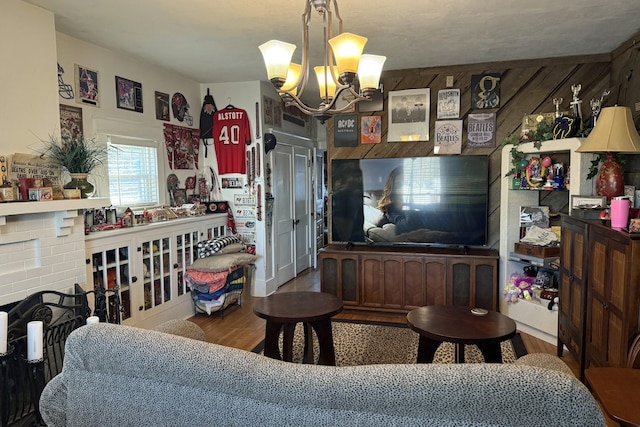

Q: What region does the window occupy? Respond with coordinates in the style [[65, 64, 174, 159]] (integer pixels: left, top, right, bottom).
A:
[[107, 137, 159, 207]]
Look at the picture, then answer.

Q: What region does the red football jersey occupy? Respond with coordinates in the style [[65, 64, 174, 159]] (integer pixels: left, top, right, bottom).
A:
[[213, 107, 252, 174]]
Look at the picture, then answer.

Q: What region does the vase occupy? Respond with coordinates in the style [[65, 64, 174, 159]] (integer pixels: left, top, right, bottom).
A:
[[595, 153, 624, 200], [64, 173, 94, 198]]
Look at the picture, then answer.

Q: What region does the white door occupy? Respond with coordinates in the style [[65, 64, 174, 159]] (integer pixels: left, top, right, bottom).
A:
[[294, 146, 311, 273], [274, 146, 295, 286]]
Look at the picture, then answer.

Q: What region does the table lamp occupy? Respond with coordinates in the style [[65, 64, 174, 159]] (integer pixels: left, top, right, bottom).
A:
[[576, 106, 640, 199]]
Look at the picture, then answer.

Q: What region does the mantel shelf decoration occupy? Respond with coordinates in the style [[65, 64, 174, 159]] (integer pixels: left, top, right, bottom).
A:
[[40, 135, 107, 198]]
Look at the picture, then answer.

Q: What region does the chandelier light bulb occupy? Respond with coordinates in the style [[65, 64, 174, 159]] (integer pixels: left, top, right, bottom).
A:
[[358, 54, 386, 95], [328, 32, 367, 77], [314, 66, 337, 100], [281, 63, 302, 96], [259, 40, 297, 88]]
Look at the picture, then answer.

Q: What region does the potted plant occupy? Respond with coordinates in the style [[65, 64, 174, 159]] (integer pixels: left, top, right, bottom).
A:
[[41, 135, 107, 198]]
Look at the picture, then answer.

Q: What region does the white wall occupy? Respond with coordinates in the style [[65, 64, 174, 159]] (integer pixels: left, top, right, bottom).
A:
[[56, 32, 202, 201], [0, 0, 59, 152], [200, 81, 272, 296]]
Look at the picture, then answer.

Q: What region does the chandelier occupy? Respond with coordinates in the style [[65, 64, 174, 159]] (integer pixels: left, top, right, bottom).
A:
[[259, 0, 386, 123]]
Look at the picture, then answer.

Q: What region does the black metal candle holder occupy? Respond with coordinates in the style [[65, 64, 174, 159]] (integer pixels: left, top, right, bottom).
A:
[[25, 357, 46, 426], [0, 345, 15, 427]]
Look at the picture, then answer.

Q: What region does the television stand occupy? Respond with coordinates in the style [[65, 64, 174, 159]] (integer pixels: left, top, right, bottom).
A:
[[319, 244, 498, 313]]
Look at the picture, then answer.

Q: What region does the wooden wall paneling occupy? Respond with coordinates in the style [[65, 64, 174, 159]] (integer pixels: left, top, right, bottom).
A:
[[610, 30, 640, 123], [326, 55, 613, 249]]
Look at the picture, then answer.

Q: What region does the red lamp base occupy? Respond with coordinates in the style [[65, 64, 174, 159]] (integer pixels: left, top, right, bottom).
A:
[[595, 153, 624, 200]]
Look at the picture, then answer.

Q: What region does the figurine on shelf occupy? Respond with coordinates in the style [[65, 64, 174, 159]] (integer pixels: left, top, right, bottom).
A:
[[553, 97, 563, 118], [553, 163, 565, 190], [588, 88, 610, 128]]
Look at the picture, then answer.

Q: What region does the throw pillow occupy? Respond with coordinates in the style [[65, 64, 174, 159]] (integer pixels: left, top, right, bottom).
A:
[[190, 252, 258, 272], [197, 235, 243, 258]]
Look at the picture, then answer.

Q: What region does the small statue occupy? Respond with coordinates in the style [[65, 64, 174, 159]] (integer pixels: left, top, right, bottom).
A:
[[589, 89, 610, 127], [553, 97, 563, 118], [570, 83, 582, 122]]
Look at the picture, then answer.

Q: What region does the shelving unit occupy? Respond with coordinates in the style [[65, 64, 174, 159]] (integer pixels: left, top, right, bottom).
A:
[[499, 137, 594, 344]]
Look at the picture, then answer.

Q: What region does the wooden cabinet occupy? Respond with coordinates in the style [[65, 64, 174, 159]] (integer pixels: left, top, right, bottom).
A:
[[558, 217, 640, 378], [320, 244, 497, 313], [557, 215, 589, 379], [319, 251, 359, 306], [586, 223, 640, 369]]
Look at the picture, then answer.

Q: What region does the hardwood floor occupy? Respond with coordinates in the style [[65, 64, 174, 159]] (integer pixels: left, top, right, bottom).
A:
[[187, 266, 579, 376]]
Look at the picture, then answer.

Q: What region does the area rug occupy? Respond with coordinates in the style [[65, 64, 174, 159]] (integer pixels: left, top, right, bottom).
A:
[[251, 319, 527, 366]]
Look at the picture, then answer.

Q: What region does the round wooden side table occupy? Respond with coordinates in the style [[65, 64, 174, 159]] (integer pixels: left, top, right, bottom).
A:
[[253, 291, 343, 365], [407, 305, 516, 363]]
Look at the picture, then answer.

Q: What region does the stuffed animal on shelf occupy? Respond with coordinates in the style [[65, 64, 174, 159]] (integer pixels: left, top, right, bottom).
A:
[[503, 279, 521, 303], [504, 273, 536, 302]]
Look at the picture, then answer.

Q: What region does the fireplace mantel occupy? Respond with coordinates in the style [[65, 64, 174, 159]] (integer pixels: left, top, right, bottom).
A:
[[0, 198, 110, 217], [0, 198, 111, 236]]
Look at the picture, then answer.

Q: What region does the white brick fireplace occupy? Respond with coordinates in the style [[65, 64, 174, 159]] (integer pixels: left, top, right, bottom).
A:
[[0, 199, 110, 307]]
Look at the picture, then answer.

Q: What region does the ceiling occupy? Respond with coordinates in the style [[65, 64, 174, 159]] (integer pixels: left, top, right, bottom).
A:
[[23, 0, 640, 100]]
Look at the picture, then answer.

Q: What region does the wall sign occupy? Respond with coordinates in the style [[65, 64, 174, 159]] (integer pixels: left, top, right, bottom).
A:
[[334, 114, 358, 147], [467, 113, 496, 147], [471, 73, 501, 109]]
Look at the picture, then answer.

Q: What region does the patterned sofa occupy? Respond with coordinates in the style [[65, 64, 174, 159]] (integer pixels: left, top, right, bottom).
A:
[[39, 322, 605, 427]]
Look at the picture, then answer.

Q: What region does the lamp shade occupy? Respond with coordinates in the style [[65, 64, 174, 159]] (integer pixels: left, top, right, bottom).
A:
[[328, 32, 367, 75], [576, 106, 640, 153], [314, 66, 337, 100], [357, 54, 386, 92], [259, 40, 297, 85], [281, 63, 302, 96]]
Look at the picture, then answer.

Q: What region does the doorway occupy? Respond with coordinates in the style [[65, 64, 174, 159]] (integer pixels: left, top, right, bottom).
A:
[[273, 143, 313, 287]]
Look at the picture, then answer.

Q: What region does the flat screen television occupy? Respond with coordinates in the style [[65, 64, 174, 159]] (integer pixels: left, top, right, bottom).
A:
[[331, 155, 489, 247]]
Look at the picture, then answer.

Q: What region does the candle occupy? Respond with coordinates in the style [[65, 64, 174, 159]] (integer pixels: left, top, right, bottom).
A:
[[0, 311, 7, 354], [27, 321, 44, 362], [86, 316, 100, 325]]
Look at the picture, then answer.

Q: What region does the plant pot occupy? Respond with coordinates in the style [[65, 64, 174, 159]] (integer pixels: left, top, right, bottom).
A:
[[64, 173, 94, 198]]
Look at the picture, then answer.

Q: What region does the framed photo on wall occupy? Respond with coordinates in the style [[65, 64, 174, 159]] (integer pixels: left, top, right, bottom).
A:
[[59, 104, 83, 143], [155, 91, 170, 121], [471, 73, 501, 109], [387, 88, 430, 142], [75, 64, 100, 107], [115, 76, 143, 113], [571, 195, 607, 209]]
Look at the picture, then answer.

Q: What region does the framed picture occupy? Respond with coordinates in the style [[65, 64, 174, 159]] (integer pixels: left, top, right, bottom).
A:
[[471, 73, 501, 109], [334, 114, 358, 147], [467, 113, 496, 147], [115, 76, 143, 113], [155, 91, 170, 121], [59, 104, 83, 143], [387, 88, 430, 142], [434, 120, 462, 154], [571, 195, 607, 209], [361, 116, 381, 144], [437, 89, 460, 119], [173, 188, 187, 207], [625, 185, 636, 207], [75, 64, 100, 107]]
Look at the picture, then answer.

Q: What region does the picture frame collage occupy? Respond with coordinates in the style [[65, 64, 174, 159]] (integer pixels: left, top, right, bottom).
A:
[[62, 62, 189, 123]]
